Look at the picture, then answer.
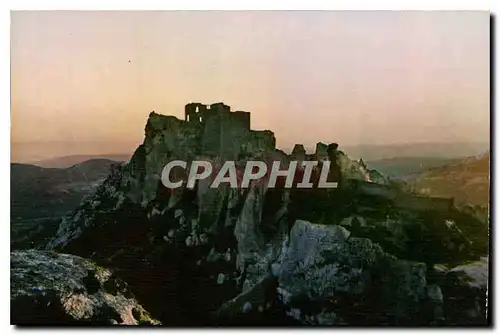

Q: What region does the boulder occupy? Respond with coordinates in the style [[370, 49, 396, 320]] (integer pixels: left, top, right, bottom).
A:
[[11, 250, 159, 325], [276, 220, 427, 325], [441, 257, 489, 325]]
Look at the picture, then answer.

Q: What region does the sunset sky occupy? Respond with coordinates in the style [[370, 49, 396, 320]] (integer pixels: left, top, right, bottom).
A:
[[11, 11, 490, 162]]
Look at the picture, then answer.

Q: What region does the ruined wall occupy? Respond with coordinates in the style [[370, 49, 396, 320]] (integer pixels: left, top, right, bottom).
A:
[[200, 103, 251, 159], [221, 112, 251, 160], [315, 142, 328, 161], [183, 102, 275, 159], [232, 111, 250, 130], [242, 130, 276, 156], [200, 107, 223, 157], [185, 103, 208, 124]]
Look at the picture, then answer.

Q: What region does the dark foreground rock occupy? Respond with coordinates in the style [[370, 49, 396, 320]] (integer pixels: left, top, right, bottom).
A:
[[276, 220, 428, 325], [11, 250, 160, 325], [441, 257, 489, 325], [216, 220, 430, 326]]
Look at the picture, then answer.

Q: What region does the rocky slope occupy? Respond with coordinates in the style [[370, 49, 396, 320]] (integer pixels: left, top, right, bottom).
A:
[[11, 250, 159, 325], [23, 111, 490, 326]]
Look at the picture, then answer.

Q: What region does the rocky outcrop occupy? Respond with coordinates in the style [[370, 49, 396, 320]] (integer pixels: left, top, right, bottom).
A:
[[291, 144, 306, 161], [314, 142, 328, 161], [39, 109, 488, 326], [441, 257, 489, 325], [336, 150, 372, 182], [11, 250, 159, 325], [275, 220, 428, 325], [215, 219, 440, 326]]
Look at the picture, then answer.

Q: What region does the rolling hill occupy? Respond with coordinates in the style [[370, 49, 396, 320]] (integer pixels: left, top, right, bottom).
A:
[[28, 154, 130, 168], [407, 152, 490, 207], [366, 157, 463, 179], [11, 158, 120, 249]]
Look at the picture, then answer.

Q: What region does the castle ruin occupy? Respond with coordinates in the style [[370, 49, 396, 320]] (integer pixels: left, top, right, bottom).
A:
[[142, 104, 455, 214], [184, 102, 275, 159], [144, 102, 276, 163]]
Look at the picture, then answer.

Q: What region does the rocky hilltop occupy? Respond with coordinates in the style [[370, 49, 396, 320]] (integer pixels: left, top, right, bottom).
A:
[[11, 103, 488, 326]]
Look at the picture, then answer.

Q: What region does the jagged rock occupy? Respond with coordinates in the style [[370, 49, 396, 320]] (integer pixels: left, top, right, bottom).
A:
[[327, 143, 339, 153], [314, 142, 328, 161], [336, 150, 372, 182], [234, 182, 289, 292], [334, 209, 483, 269], [425, 284, 444, 324], [368, 168, 388, 185], [448, 257, 488, 289], [214, 275, 288, 325], [291, 144, 306, 160], [276, 220, 427, 325], [217, 219, 434, 326], [441, 257, 489, 325], [41, 107, 488, 326], [45, 136, 292, 325], [11, 250, 159, 325]]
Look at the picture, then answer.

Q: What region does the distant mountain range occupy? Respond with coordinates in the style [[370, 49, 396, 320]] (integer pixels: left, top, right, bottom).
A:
[[365, 157, 464, 179], [28, 154, 131, 168], [342, 142, 489, 161]]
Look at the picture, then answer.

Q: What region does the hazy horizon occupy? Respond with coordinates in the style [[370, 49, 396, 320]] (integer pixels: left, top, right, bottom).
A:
[[11, 11, 490, 162], [11, 140, 490, 163]]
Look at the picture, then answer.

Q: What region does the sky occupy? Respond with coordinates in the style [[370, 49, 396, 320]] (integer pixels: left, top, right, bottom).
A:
[[11, 11, 490, 162]]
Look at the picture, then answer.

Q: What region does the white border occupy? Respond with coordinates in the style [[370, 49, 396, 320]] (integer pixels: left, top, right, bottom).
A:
[[3, 0, 499, 11], [3, 1, 498, 335]]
